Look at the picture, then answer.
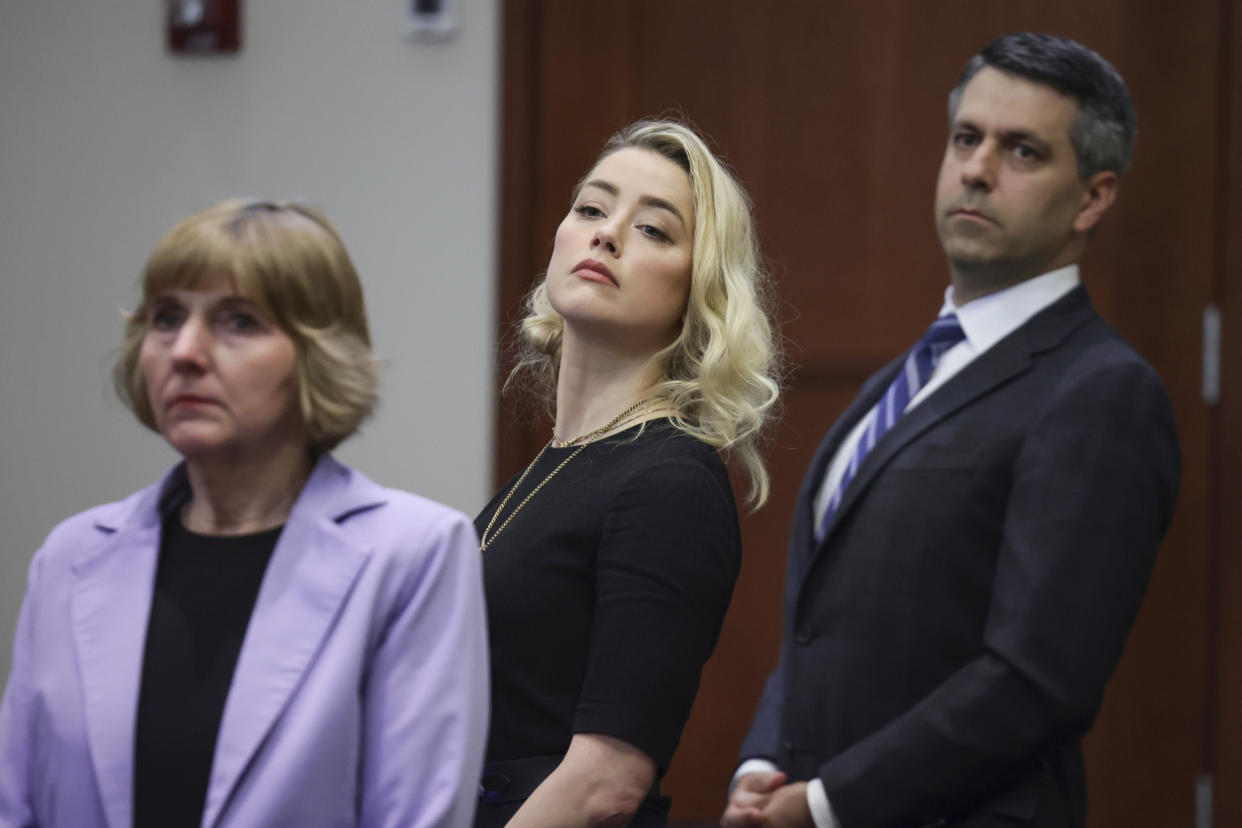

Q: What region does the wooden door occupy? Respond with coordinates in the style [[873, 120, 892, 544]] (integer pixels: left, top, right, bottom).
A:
[[494, 2, 1227, 823], [1213, 3, 1242, 825]]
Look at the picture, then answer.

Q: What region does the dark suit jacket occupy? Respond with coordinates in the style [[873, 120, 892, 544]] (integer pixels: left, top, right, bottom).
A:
[[739, 286, 1180, 828]]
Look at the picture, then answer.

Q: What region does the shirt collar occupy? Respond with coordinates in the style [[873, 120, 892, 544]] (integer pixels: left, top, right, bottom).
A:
[[937, 264, 1081, 354]]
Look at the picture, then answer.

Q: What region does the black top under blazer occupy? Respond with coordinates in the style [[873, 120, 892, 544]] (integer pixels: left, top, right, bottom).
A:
[[740, 286, 1181, 828]]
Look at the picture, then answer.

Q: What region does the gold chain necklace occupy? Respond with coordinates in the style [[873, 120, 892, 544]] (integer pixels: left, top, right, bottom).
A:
[[551, 396, 653, 447], [479, 397, 653, 552]]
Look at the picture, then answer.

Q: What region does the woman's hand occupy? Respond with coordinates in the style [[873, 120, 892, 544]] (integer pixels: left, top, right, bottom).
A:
[[504, 733, 657, 828]]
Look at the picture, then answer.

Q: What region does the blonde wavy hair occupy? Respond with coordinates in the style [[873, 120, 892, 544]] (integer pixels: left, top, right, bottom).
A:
[[511, 120, 782, 507], [114, 199, 379, 453]]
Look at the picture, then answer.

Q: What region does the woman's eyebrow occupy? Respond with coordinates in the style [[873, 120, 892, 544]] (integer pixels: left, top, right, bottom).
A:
[[637, 195, 686, 227], [581, 179, 618, 196], [582, 180, 686, 227]]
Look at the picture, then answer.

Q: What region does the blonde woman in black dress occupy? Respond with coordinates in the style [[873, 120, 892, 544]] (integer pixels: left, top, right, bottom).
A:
[[475, 120, 781, 827]]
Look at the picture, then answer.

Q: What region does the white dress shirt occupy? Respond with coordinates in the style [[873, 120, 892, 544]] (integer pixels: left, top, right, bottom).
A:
[[733, 264, 1081, 828]]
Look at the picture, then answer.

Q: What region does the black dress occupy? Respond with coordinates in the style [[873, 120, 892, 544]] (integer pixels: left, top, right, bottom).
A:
[[474, 420, 742, 826]]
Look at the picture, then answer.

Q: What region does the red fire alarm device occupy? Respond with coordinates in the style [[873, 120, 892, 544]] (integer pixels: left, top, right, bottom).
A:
[[168, 0, 241, 55]]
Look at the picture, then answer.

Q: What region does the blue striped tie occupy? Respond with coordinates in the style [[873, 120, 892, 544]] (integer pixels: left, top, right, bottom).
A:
[[818, 314, 966, 538]]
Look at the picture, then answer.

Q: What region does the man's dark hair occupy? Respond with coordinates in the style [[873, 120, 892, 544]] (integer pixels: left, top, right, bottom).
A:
[[948, 32, 1137, 179]]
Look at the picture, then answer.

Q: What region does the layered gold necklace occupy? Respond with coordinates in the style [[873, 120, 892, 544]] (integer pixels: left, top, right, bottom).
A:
[[479, 397, 652, 552]]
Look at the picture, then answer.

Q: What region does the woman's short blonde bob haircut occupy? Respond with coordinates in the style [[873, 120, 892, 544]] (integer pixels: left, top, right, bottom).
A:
[[114, 199, 379, 454], [512, 119, 782, 507]]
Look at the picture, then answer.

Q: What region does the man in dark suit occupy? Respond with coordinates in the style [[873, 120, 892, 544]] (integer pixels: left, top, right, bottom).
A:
[[721, 32, 1180, 828]]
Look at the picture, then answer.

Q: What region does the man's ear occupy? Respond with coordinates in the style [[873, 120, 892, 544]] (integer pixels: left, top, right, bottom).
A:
[[1073, 170, 1119, 233]]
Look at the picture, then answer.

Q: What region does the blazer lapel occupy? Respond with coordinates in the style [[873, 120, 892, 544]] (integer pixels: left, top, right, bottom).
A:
[[814, 335, 1031, 553], [70, 490, 165, 828], [201, 457, 379, 828], [795, 358, 905, 548], [813, 286, 1097, 553]]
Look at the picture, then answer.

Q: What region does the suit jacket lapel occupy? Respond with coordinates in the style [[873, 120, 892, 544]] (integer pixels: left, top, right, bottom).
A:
[[70, 483, 167, 828], [201, 457, 380, 828], [813, 286, 1096, 554], [815, 336, 1031, 553], [795, 358, 905, 548]]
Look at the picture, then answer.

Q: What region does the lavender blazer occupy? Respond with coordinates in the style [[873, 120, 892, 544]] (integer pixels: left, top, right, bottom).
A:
[[0, 454, 489, 828]]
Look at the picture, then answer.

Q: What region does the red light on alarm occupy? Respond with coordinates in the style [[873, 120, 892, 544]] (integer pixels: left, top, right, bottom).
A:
[[168, 0, 241, 55]]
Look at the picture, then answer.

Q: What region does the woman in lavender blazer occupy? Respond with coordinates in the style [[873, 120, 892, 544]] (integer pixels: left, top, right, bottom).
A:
[[0, 200, 489, 828]]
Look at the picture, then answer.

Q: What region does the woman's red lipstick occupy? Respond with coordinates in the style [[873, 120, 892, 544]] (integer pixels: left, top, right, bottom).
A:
[[572, 259, 617, 286]]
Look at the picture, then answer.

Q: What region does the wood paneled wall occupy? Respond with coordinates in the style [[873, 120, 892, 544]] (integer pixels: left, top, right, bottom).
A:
[[494, 2, 1237, 823]]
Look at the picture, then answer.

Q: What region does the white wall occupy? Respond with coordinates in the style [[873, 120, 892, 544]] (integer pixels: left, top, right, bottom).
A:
[[0, 1, 499, 680]]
